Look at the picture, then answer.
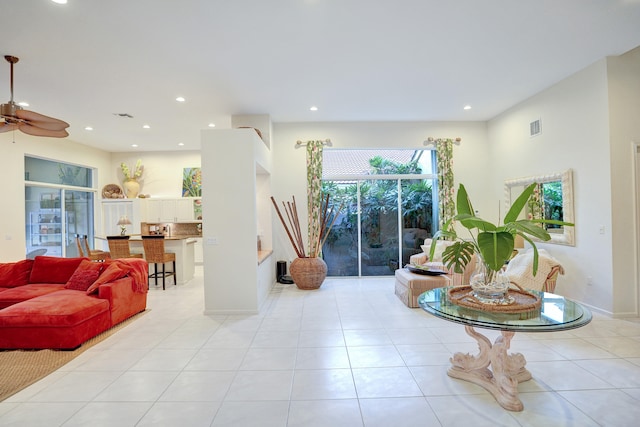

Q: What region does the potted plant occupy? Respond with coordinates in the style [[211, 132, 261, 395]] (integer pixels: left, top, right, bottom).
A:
[[430, 183, 573, 297], [271, 194, 342, 290]]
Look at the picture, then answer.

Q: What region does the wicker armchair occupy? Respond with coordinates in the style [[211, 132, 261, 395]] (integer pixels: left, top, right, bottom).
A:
[[141, 235, 176, 290], [408, 239, 477, 287], [106, 236, 143, 259], [505, 249, 564, 293]]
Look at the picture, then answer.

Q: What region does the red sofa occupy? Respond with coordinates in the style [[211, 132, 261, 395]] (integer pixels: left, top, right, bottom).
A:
[[0, 256, 148, 349]]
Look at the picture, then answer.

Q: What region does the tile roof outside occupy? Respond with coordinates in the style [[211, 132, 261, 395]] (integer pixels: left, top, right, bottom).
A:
[[322, 149, 432, 178]]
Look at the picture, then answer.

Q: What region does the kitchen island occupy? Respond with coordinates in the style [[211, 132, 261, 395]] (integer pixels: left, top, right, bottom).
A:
[[97, 235, 197, 285]]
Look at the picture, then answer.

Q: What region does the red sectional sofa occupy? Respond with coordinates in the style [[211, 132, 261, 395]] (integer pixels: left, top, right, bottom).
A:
[[0, 256, 148, 349]]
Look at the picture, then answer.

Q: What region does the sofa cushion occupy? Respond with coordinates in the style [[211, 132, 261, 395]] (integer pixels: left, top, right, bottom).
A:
[[0, 284, 65, 309], [29, 256, 86, 284], [86, 262, 131, 295], [420, 240, 449, 262], [65, 260, 104, 291], [0, 259, 34, 288], [0, 289, 109, 327]]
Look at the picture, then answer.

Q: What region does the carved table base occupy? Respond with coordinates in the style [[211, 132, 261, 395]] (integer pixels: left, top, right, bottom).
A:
[[447, 325, 531, 411]]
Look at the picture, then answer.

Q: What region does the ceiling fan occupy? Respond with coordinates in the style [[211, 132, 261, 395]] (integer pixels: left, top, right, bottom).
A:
[[0, 55, 69, 138]]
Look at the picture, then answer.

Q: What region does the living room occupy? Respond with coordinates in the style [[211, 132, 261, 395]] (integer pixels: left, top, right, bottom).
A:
[[3, 45, 640, 317], [2, 1, 640, 425]]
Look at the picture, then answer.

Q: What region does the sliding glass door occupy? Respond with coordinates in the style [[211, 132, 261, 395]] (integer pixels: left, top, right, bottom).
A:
[[360, 179, 399, 276], [320, 148, 437, 277], [24, 157, 96, 258], [322, 178, 435, 277], [65, 190, 96, 256], [25, 187, 95, 258], [25, 187, 64, 257]]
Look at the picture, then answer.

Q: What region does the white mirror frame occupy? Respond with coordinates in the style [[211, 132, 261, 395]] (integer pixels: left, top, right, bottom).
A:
[[504, 169, 575, 246]]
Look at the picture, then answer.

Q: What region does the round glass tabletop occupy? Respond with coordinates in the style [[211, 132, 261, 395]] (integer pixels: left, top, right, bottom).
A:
[[418, 287, 592, 332]]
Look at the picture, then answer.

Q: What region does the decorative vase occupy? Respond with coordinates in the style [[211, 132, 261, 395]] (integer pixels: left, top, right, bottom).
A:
[[123, 179, 140, 199], [289, 257, 327, 290], [469, 258, 510, 303]]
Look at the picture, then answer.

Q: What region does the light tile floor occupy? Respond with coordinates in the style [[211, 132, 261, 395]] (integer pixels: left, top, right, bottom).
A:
[[2, 267, 640, 426]]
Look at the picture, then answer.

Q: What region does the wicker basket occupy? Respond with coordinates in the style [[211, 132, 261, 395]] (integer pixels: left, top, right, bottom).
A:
[[290, 257, 327, 290], [102, 184, 124, 199]]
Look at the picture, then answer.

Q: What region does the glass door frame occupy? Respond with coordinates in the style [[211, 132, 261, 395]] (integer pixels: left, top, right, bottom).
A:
[[323, 172, 438, 277], [25, 182, 98, 258]]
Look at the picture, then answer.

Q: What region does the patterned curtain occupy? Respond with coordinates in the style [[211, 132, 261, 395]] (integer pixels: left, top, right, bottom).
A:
[[436, 139, 455, 229], [306, 140, 324, 257], [527, 183, 544, 223]]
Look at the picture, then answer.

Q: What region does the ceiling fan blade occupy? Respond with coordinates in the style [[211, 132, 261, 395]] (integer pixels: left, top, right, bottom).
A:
[[0, 122, 19, 133], [18, 122, 69, 138], [16, 109, 70, 131]]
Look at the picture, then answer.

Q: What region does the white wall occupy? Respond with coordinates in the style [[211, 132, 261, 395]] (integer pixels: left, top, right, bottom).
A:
[[607, 45, 640, 316], [0, 133, 111, 261], [109, 151, 201, 197], [488, 59, 614, 313], [200, 129, 273, 314], [270, 121, 490, 269]]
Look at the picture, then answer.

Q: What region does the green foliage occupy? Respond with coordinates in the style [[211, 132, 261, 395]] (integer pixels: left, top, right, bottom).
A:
[[368, 156, 422, 175], [321, 156, 435, 248], [401, 180, 433, 230], [431, 183, 574, 277], [441, 241, 475, 274], [542, 181, 563, 227]]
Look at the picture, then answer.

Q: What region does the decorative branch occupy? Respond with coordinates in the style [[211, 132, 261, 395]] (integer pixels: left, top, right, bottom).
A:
[[319, 202, 343, 252], [271, 196, 304, 258], [272, 194, 341, 259]]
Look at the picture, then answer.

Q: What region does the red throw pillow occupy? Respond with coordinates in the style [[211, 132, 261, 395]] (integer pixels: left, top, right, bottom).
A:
[[29, 256, 86, 284], [0, 259, 34, 287], [64, 260, 104, 291], [86, 262, 131, 295]]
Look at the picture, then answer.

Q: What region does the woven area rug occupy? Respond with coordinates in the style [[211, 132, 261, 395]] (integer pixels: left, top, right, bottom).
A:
[[0, 310, 147, 402]]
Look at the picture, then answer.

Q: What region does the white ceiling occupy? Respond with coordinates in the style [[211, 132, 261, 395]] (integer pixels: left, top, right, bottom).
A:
[[2, 0, 640, 152]]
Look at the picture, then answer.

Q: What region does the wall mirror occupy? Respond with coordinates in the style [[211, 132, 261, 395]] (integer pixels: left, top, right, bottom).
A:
[[504, 169, 574, 246]]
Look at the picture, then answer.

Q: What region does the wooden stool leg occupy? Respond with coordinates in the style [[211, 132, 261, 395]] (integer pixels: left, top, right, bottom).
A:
[[154, 263, 159, 287], [172, 260, 176, 286], [162, 262, 166, 290]]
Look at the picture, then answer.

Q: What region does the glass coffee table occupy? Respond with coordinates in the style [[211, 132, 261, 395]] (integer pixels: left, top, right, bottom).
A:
[[418, 287, 592, 411]]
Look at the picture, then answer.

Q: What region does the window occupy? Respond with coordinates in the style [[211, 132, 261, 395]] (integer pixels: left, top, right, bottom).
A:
[[24, 156, 96, 258], [25, 156, 93, 188], [322, 149, 437, 277]]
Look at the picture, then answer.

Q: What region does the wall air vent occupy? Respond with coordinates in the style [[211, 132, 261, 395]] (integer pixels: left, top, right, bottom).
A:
[[530, 119, 541, 137]]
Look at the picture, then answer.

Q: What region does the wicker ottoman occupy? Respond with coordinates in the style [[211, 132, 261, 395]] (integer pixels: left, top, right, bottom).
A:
[[395, 268, 451, 308]]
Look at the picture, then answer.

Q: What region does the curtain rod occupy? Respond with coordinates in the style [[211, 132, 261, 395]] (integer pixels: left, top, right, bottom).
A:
[[423, 137, 462, 147], [295, 139, 332, 148]]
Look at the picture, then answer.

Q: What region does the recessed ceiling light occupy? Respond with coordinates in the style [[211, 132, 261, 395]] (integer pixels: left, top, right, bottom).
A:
[[18, 101, 29, 107], [143, 124, 150, 129], [208, 123, 216, 128], [176, 96, 186, 102], [84, 126, 93, 131], [51, 0, 67, 4], [178, 143, 185, 146], [463, 105, 472, 110], [131, 144, 138, 148], [310, 106, 318, 111]]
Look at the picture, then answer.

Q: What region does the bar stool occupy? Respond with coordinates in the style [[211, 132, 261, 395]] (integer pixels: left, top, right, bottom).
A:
[[106, 235, 144, 259], [141, 235, 176, 290], [76, 234, 110, 261]]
